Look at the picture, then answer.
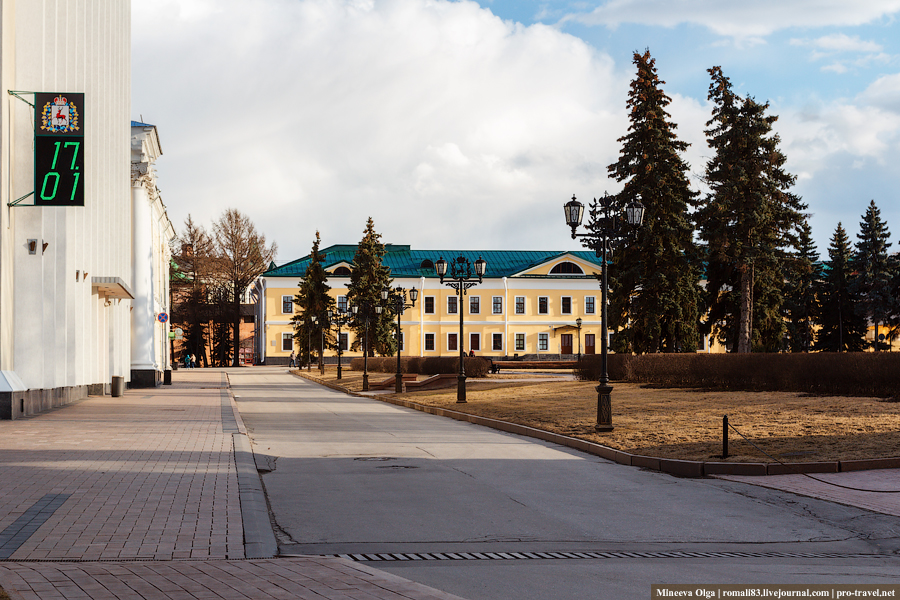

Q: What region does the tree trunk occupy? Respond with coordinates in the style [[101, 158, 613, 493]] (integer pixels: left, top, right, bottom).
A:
[[232, 294, 241, 367], [737, 265, 753, 353]]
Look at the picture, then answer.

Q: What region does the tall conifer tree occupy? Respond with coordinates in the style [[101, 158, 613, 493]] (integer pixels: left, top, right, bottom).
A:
[[851, 200, 894, 350], [292, 232, 336, 368], [605, 50, 701, 353], [814, 223, 867, 352], [346, 218, 395, 356], [783, 220, 821, 352], [698, 66, 806, 353]]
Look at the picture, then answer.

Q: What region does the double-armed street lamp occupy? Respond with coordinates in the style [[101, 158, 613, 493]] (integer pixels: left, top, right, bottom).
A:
[[380, 286, 418, 393], [564, 193, 645, 431], [350, 301, 383, 392], [327, 306, 354, 380], [435, 255, 486, 404]]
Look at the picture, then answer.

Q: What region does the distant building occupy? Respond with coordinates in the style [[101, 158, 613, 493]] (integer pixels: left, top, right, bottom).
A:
[[252, 244, 732, 363]]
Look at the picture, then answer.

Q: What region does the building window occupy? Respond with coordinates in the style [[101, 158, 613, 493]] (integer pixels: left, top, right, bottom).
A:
[[561, 296, 572, 314], [448, 333, 458, 351], [282, 296, 293, 314], [282, 333, 293, 352], [337, 295, 348, 313], [425, 333, 435, 351], [492, 333, 503, 351], [585, 296, 596, 315], [469, 333, 480, 352], [339, 333, 348, 351], [538, 297, 549, 315], [448, 296, 458, 314], [333, 266, 352, 276], [549, 261, 584, 275], [470, 296, 480, 315], [515, 296, 525, 314], [515, 333, 525, 352], [424, 296, 435, 314], [538, 333, 549, 351], [492, 296, 503, 314]]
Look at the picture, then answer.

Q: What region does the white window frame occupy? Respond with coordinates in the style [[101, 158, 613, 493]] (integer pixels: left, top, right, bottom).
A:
[[538, 296, 549, 315], [561, 296, 572, 315], [491, 332, 503, 352], [492, 296, 503, 315], [281, 333, 293, 352], [424, 332, 435, 351], [424, 296, 436, 314], [514, 333, 526, 352], [515, 296, 525, 315], [584, 296, 596, 315], [447, 332, 458, 352], [337, 295, 348, 313], [282, 295, 293, 314], [469, 295, 480, 315], [469, 332, 481, 352], [538, 333, 549, 351], [339, 333, 348, 351], [447, 295, 458, 315]]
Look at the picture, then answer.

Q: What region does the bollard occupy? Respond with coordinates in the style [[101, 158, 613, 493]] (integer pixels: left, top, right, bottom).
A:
[[722, 415, 728, 459]]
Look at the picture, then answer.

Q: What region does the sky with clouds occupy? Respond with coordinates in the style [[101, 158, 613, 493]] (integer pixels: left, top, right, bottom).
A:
[[132, 0, 900, 264]]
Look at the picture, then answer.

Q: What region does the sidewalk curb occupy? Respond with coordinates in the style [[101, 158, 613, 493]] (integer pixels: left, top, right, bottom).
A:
[[224, 374, 278, 559], [293, 372, 900, 479]]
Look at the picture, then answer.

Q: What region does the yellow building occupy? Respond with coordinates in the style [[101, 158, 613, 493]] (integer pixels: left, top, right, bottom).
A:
[[250, 244, 702, 364]]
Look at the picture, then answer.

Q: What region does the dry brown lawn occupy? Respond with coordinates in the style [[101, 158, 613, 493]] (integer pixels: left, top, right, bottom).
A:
[[294, 368, 900, 463]]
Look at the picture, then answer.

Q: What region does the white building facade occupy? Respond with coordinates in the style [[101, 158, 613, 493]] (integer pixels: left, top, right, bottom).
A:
[[0, 2, 173, 418]]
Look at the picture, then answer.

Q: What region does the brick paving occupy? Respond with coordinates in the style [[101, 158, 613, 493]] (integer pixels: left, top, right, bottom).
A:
[[0, 369, 468, 600], [716, 468, 900, 517]]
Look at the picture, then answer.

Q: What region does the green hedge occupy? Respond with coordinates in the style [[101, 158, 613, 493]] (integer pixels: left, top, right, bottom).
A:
[[575, 352, 900, 398], [349, 356, 490, 378]]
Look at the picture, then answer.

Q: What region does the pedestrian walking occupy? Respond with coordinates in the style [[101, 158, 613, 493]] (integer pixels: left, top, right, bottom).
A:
[[289, 351, 296, 368]]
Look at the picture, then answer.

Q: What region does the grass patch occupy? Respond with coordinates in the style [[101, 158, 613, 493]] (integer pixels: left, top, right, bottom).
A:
[[298, 368, 900, 463]]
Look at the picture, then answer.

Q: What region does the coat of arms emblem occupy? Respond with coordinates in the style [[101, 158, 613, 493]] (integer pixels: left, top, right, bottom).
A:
[[40, 96, 80, 134]]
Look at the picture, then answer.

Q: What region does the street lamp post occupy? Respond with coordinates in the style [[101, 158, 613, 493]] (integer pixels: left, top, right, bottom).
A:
[[351, 301, 383, 392], [328, 307, 353, 380], [435, 255, 486, 404], [576, 317, 583, 361], [564, 193, 644, 431], [307, 316, 317, 372], [380, 286, 418, 393]]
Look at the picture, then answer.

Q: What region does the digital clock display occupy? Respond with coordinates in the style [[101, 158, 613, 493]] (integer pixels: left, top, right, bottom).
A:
[[34, 92, 84, 207]]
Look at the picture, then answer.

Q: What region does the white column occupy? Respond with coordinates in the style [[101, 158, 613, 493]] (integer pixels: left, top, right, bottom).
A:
[[130, 164, 156, 371]]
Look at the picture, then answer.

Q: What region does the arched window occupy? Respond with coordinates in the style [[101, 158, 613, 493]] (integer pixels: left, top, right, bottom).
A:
[[420, 259, 434, 271], [549, 261, 584, 275], [332, 266, 351, 276]]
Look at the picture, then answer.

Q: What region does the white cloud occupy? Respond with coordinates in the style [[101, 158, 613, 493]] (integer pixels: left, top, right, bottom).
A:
[[133, 0, 631, 261], [562, 0, 900, 40], [790, 34, 883, 54]]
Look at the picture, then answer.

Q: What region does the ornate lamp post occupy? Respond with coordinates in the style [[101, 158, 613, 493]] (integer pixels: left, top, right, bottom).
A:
[[564, 193, 644, 431], [435, 255, 486, 404], [380, 286, 418, 393], [327, 307, 353, 380], [307, 316, 317, 372], [575, 317, 583, 361], [351, 301, 383, 392]]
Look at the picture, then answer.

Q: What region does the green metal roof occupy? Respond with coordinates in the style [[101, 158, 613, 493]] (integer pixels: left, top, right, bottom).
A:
[[264, 244, 603, 279]]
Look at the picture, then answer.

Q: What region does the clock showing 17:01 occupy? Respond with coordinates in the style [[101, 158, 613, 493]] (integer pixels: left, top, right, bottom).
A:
[[34, 92, 84, 207]]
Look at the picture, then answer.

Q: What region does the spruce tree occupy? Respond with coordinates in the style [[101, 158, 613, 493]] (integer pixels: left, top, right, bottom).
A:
[[814, 223, 867, 352], [605, 50, 702, 353], [851, 200, 893, 350], [346, 218, 395, 356], [698, 66, 806, 353], [783, 220, 821, 352], [292, 231, 336, 368]]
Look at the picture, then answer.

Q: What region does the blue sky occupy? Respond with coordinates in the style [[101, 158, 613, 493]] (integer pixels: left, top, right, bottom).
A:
[[132, 0, 900, 262]]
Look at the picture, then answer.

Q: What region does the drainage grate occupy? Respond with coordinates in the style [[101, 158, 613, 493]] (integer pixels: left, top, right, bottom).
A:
[[0, 494, 70, 559], [332, 550, 875, 562]]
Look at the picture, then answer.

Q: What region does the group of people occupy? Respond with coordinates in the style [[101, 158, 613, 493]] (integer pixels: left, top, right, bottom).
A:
[[183, 353, 196, 369]]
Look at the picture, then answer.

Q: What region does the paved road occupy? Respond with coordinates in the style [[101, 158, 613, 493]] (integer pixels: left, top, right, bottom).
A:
[[232, 368, 900, 600]]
